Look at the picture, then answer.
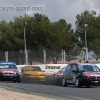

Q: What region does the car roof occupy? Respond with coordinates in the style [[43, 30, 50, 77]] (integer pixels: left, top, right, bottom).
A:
[[0, 62, 16, 65], [69, 63, 95, 65]]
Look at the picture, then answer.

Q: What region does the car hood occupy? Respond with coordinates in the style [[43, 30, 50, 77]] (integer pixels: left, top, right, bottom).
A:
[[83, 72, 100, 77], [0, 69, 18, 73], [23, 71, 45, 75]]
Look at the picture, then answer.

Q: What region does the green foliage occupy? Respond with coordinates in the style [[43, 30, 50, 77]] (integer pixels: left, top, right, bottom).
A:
[[75, 10, 100, 59], [89, 39, 100, 60], [0, 13, 78, 52], [0, 13, 83, 62], [0, 10, 100, 60], [75, 10, 96, 47]]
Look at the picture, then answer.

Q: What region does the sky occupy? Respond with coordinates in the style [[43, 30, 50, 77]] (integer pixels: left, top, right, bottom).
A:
[[0, 0, 100, 30]]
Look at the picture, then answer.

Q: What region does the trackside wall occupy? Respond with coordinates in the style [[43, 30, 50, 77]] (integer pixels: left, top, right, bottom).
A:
[[17, 64, 67, 75]]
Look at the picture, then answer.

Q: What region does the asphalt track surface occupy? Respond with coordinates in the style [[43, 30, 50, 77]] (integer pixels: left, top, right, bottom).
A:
[[0, 75, 100, 100]]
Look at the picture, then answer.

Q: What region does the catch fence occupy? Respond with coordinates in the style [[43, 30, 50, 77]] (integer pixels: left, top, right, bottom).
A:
[[0, 50, 93, 65]]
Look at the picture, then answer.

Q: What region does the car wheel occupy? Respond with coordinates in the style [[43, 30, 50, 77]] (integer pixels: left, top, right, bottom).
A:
[[62, 78, 67, 87], [75, 78, 81, 87], [17, 76, 21, 83]]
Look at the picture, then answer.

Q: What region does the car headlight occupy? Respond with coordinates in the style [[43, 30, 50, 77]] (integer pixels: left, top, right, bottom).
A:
[[39, 74, 45, 76], [83, 73, 88, 78]]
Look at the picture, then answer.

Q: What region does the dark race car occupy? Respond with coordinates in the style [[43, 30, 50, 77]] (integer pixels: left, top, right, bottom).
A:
[[0, 62, 21, 83], [62, 63, 100, 87]]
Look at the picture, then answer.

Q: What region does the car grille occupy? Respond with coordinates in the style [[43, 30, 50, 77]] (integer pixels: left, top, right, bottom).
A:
[[89, 76, 100, 80], [4, 73, 13, 74]]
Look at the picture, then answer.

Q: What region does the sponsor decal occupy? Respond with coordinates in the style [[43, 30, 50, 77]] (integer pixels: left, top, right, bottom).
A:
[[45, 66, 61, 69]]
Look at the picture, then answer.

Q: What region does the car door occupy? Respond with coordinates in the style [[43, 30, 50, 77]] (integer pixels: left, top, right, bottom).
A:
[[70, 64, 78, 84], [64, 64, 71, 82]]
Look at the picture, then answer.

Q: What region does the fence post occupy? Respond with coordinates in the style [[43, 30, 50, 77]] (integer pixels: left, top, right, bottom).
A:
[[61, 49, 64, 64], [25, 50, 28, 65], [43, 49, 46, 64], [5, 51, 8, 62], [63, 50, 65, 64]]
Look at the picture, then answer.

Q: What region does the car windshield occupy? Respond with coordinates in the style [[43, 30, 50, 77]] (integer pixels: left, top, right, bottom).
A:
[[0, 64, 17, 69], [25, 66, 42, 71], [59, 67, 66, 72], [78, 64, 100, 72]]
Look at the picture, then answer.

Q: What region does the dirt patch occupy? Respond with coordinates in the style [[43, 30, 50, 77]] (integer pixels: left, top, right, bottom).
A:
[[0, 88, 55, 100]]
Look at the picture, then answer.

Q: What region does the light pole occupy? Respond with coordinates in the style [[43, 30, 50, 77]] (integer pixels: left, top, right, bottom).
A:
[[84, 24, 88, 62], [24, 22, 28, 65]]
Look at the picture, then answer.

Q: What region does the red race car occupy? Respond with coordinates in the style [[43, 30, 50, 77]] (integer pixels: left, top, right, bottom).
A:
[[0, 62, 21, 83]]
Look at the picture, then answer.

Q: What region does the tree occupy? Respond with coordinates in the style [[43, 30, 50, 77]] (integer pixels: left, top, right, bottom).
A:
[[0, 13, 79, 59], [0, 20, 9, 50], [75, 10, 96, 48], [75, 10, 100, 60], [49, 19, 79, 61], [28, 13, 52, 50], [1, 14, 32, 51]]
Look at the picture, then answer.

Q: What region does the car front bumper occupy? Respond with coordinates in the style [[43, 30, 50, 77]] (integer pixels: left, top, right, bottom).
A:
[[81, 78, 100, 86], [0, 74, 18, 81]]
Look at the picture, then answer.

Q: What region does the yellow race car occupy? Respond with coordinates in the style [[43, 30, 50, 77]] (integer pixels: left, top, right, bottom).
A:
[[22, 65, 45, 81]]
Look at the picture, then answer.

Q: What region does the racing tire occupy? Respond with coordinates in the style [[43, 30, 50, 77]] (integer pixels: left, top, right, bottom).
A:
[[17, 76, 21, 83], [75, 78, 81, 87], [62, 78, 67, 87]]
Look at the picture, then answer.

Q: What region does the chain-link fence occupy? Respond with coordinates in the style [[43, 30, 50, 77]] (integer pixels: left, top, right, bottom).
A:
[[0, 50, 96, 65]]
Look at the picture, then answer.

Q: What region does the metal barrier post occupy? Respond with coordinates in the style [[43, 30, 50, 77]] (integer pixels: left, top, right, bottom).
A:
[[5, 51, 8, 62], [61, 49, 64, 64], [63, 50, 65, 64], [26, 50, 28, 65], [43, 49, 46, 64]]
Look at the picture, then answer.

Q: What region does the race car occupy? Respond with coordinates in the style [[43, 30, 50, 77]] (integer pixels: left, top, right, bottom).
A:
[[0, 62, 21, 83], [62, 63, 100, 87]]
